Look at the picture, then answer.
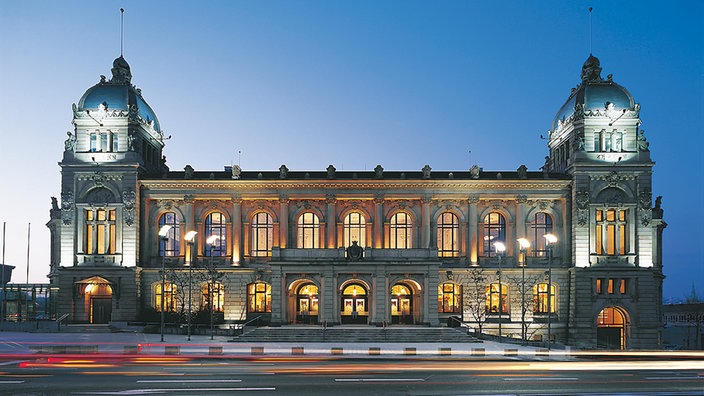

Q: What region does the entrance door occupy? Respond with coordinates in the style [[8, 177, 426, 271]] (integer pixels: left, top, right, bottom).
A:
[[296, 283, 319, 325], [596, 306, 627, 349], [341, 283, 367, 324], [391, 284, 413, 324], [91, 298, 112, 324]]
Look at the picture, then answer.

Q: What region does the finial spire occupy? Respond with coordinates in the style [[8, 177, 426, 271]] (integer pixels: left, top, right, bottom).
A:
[[588, 7, 593, 54], [120, 8, 125, 57]]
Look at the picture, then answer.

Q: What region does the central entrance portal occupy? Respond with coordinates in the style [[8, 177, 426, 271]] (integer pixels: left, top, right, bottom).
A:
[[340, 283, 368, 324], [391, 283, 413, 324], [296, 283, 319, 324]]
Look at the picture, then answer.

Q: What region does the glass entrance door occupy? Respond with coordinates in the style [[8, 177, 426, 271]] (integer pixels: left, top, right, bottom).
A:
[[341, 283, 367, 324], [391, 284, 413, 324]]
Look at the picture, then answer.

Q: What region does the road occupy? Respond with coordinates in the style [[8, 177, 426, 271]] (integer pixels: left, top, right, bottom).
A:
[[0, 354, 701, 395]]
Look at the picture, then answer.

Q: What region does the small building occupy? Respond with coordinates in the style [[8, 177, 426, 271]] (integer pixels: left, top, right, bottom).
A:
[[663, 303, 704, 350]]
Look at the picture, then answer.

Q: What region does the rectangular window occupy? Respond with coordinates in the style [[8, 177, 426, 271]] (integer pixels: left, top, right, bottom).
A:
[[596, 279, 602, 294], [85, 208, 116, 255], [619, 279, 627, 294], [607, 279, 614, 294], [90, 132, 98, 152]]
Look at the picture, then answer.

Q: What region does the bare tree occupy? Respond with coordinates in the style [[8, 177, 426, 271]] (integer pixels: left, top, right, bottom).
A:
[[505, 273, 542, 342], [464, 268, 488, 334]]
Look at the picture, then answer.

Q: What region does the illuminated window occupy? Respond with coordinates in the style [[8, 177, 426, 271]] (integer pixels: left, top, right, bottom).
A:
[[483, 213, 505, 257], [531, 213, 553, 257], [247, 282, 271, 313], [595, 209, 627, 255], [437, 212, 459, 257], [485, 283, 508, 314], [251, 212, 273, 257], [90, 131, 99, 152], [596, 279, 603, 294], [533, 283, 556, 314], [205, 212, 227, 257], [89, 130, 117, 152], [389, 212, 412, 249], [619, 279, 627, 294], [158, 212, 180, 257], [343, 212, 366, 248], [155, 283, 177, 312], [85, 208, 116, 254], [607, 279, 614, 294], [438, 282, 461, 313], [201, 282, 224, 312], [297, 283, 319, 316], [297, 212, 320, 249]]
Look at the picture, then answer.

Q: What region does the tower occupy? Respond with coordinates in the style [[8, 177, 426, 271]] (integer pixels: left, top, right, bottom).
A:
[[48, 56, 168, 323], [546, 55, 665, 348]]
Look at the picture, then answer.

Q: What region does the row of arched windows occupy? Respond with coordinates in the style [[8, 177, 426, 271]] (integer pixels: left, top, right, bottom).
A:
[[158, 210, 553, 258]]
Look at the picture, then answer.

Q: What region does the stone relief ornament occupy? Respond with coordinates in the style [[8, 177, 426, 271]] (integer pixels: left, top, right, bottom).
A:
[[640, 211, 652, 227], [158, 200, 175, 210], [61, 190, 74, 225], [231, 164, 241, 180], [123, 190, 136, 226], [605, 171, 621, 187], [91, 172, 107, 188], [64, 131, 77, 152], [327, 165, 336, 179], [279, 164, 288, 179], [489, 200, 505, 210], [422, 165, 432, 179], [469, 165, 481, 179], [374, 165, 384, 179], [468, 194, 480, 204], [516, 194, 528, 204], [184, 165, 194, 179], [639, 190, 652, 211], [183, 194, 195, 204], [517, 165, 528, 180], [576, 191, 590, 210]]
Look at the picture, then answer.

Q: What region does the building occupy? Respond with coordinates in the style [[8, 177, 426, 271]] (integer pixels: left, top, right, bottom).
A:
[[663, 302, 704, 350], [47, 53, 666, 349]]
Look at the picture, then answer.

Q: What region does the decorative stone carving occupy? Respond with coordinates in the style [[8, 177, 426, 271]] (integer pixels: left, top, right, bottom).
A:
[[231, 164, 241, 179], [346, 241, 364, 261], [123, 189, 136, 226], [516, 194, 528, 204], [64, 131, 76, 152], [326, 194, 336, 204], [489, 200, 505, 210], [469, 165, 480, 179], [468, 194, 480, 204], [639, 190, 652, 211], [576, 191, 590, 210], [326, 165, 336, 179], [374, 165, 384, 179], [184, 165, 194, 179], [279, 164, 288, 179], [86, 187, 115, 205], [653, 196, 664, 219], [517, 165, 528, 179], [183, 194, 195, 204], [422, 165, 431, 179], [637, 129, 649, 152], [61, 190, 74, 225], [91, 172, 107, 188]]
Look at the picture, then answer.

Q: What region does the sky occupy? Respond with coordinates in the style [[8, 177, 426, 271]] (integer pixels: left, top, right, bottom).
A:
[[0, 1, 702, 302]]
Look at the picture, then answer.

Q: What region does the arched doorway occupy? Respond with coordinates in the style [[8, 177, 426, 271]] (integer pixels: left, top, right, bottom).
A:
[[597, 306, 629, 349], [296, 283, 319, 325], [76, 276, 113, 324], [391, 283, 413, 324], [340, 283, 368, 324]]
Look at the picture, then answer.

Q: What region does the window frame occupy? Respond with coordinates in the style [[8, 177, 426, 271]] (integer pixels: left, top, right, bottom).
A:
[[251, 212, 273, 257], [296, 212, 320, 249], [389, 212, 412, 249], [483, 212, 506, 257], [437, 212, 460, 257]]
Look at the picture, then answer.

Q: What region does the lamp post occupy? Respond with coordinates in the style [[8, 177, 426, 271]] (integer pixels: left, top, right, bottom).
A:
[[158, 225, 172, 343], [494, 241, 506, 339], [544, 233, 557, 351], [206, 235, 220, 340], [184, 230, 198, 341], [517, 238, 531, 344]]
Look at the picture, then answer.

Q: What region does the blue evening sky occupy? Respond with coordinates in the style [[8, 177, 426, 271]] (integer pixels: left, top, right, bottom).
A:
[[0, 1, 701, 302]]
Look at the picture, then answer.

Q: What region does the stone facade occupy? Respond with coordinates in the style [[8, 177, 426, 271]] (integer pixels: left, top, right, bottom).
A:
[[47, 54, 665, 349]]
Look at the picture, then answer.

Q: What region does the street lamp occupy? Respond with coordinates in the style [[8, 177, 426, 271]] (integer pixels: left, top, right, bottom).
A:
[[184, 230, 198, 341], [517, 238, 531, 344], [158, 225, 172, 343], [494, 241, 506, 339], [206, 235, 220, 340], [544, 233, 558, 350]]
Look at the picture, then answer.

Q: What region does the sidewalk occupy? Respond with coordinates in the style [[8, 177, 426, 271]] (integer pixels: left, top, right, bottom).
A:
[[0, 331, 566, 359]]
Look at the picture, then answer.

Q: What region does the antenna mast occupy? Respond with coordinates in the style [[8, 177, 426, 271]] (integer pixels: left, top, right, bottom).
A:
[[120, 8, 125, 57], [589, 7, 593, 54]]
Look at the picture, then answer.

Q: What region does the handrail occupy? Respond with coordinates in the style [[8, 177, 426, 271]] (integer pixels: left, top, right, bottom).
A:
[[240, 315, 262, 336], [57, 313, 70, 331]]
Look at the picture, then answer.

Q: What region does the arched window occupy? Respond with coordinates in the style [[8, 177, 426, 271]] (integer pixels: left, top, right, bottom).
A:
[[531, 213, 553, 257], [201, 282, 225, 312], [485, 283, 508, 314], [247, 282, 271, 313], [85, 208, 116, 255], [205, 212, 227, 257], [158, 212, 180, 257], [297, 212, 320, 249], [251, 212, 273, 257], [595, 209, 628, 255], [343, 212, 366, 248], [533, 283, 556, 314], [389, 212, 412, 249], [483, 212, 505, 257], [155, 283, 177, 312], [437, 212, 459, 257], [438, 282, 461, 313]]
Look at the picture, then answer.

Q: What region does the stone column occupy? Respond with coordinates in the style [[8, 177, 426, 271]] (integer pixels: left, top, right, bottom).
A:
[[232, 197, 242, 265], [279, 197, 289, 249], [468, 195, 479, 265], [374, 195, 384, 249], [421, 196, 431, 249], [516, 195, 527, 259], [326, 194, 336, 248]]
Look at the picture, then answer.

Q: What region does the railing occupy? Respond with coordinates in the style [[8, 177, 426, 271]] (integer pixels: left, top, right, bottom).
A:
[[57, 313, 70, 331], [239, 315, 262, 337]]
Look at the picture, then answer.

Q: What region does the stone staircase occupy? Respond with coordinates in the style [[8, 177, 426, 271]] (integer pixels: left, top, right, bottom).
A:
[[233, 325, 481, 343], [60, 324, 116, 333]]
